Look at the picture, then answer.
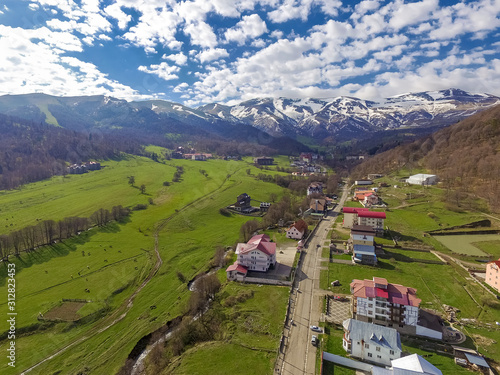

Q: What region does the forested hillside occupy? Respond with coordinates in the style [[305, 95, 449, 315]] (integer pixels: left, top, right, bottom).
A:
[[352, 104, 500, 211], [0, 114, 143, 190]]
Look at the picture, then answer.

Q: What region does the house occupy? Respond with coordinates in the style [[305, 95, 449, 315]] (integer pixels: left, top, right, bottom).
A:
[[254, 156, 274, 165], [354, 190, 380, 207], [350, 225, 376, 245], [485, 258, 500, 292], [342, 208, 386, 233], [342, 318, 402, 366], [309, 198, 327, 214], [307, 182, 323, 196], [234, 234, 276, 272], [300, 152, 313, 163], [226, 262, 248, 281], [235, 193, 251, 210], [286, 219, 308, 239], [371, 354, 443, 375], [260, 202, 271, 212], [406, 174, 438, 186], [352, 244, 377, 265], [351, 277, 421, 329], [368, 174, 384, 180], [363, 192, 380, 207]]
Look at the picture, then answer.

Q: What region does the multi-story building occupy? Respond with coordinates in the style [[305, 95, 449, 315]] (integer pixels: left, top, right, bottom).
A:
[[342, 318, 402, 366], [351, 277, 421, 329], [234, 234, 276, 272], [342, 207, 386, 234], [486, 258, 500, 292]]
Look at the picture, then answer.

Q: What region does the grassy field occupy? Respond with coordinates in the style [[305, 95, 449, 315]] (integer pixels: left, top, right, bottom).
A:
[[0, 154, 291, 374], [433, 234, 500, 257], [164, 283, 289, 374]]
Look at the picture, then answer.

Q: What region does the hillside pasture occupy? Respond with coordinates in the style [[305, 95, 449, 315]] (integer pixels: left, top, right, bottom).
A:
[[0, 155, 291, 374], [433, 234, 500, 257]]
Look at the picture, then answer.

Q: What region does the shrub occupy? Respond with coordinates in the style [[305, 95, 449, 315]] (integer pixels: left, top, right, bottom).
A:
[[132, 204, 148, 211]]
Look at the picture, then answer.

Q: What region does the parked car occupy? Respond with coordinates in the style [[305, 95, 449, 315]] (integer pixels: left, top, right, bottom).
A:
[[311, 335, 318, 345], [310, 325, 322, 332]]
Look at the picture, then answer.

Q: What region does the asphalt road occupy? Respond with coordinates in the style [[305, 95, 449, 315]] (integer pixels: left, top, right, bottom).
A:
[[280, 184, 349, 375]]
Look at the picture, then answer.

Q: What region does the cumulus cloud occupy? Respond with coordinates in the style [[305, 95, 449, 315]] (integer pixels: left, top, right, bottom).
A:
[[225, 14, 268, 45], [163, 52, 188, 65], [138, 62, 180, 81], [0, 25, 140, 98], [196, 48, 229, 63]]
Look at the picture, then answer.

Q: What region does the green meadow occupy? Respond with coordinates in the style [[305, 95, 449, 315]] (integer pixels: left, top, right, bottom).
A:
[[0, 154, 289, 374]]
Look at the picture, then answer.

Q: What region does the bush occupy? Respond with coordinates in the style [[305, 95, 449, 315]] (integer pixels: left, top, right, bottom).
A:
[[219, 207, 231, 217], [132, 204, 148, 211]]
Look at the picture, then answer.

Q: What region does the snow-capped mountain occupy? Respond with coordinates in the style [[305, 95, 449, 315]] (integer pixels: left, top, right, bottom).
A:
[[199, 88, 500, 138]]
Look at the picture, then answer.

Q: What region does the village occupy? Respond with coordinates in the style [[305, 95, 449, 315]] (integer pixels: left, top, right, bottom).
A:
[[220, 156, 499, 375]]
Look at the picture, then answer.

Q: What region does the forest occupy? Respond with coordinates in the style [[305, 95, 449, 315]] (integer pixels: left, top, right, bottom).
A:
[[352, 104, 500, 211]]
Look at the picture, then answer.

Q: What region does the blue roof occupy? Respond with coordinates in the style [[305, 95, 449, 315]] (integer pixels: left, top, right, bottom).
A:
[[353, 244, 375, 252]]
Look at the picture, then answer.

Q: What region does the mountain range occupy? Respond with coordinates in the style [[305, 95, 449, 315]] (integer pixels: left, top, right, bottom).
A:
[[0, 88, 498, 141]]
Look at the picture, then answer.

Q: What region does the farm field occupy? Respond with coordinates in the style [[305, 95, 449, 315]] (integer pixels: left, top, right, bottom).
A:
[[0, 154, 290, 374], [433, 234, 500, 257]]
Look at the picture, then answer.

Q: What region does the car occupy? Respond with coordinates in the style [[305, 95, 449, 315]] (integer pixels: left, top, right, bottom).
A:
[[311, 335, 318, 345], [310, 325, 322, 332]]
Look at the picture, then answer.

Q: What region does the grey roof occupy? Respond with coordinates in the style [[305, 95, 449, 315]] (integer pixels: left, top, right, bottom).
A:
[[391, 354, 442, 374], [343, 319, 401, 351], [465, 353, 489, 368]]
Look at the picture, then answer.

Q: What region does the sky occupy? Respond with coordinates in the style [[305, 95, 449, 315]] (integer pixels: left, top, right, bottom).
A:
[[0, 0, 500, 106]]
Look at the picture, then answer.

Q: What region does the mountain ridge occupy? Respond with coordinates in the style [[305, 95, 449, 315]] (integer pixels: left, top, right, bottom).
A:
[[0, 89, 498, 141]]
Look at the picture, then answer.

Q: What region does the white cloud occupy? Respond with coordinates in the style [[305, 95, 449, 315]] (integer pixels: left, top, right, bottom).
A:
[[138, 62, 180, 81], [173, 82, 189, 92], [104, 3, 132, 30], [351, 0, 380, 20], [196, 48, 229, 63], [388, 0, 438, 31], [268, 0, 314, 23], [0, 25, 140, 99], [164, 52, 188, 65], [225, 14, 267, 45], [184, 21, 218, 48]]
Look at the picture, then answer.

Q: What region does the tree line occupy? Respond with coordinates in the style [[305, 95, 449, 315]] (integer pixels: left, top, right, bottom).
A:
[[0, 205, 130, 260]]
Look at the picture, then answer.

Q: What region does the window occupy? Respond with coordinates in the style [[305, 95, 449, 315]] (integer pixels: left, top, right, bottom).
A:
[[377, 355, 381, 359], [390, 350, 394, 355], [368, 353, 372, 358], [376, 347, 380, 352], [365, 343, 369, 349], [368, 310, 373, 315]]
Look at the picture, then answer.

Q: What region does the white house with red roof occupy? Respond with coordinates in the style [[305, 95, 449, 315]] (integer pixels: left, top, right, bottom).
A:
[[234, 234, 277, 272], [226, 262, 248, 281], [351, 277, 421, 329], [485, 258, 500, 292], [286, 219, 308, 239]]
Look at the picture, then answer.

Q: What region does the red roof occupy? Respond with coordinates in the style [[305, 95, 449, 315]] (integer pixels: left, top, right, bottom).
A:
[[290, 219, 308, 233], [357, 211, 386, 219], [350, 277, 421, 307], [239, 234, 276, 256], [226, 262, 248, 274], [342, 207, 369, 214]]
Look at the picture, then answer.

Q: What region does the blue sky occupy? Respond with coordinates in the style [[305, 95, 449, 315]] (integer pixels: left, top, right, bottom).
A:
[[0, 0, 499, 106]]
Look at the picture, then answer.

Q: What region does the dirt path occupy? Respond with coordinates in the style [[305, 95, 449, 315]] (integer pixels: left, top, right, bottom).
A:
[[21, 171, 241, 374]]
